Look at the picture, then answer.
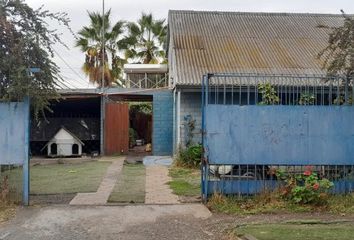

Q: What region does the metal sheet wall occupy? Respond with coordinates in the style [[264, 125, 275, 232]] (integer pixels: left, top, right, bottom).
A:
[[0, 101, 29, 165], [104, 102, 129, 155], [205, 105, 354, 165]]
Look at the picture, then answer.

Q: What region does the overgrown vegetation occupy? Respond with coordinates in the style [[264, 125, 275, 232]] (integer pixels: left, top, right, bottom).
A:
[[207, 192, 354, 215], [175, 144, 202, 168], [258, 83, 279, 105], [168, 167, 200, 197], [0, 0, 72, 117]]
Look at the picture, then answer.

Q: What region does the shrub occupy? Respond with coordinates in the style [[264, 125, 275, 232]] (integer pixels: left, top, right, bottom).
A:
[[258, 83, 279, 105], [276, 166, 334, 204], [299, 93, 315, 105], [176, 144, 202, 168]]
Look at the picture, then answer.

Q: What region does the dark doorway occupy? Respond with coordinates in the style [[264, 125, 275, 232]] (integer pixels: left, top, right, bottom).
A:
[[72, 144, 79, 155], [50, 143, 57, 155]]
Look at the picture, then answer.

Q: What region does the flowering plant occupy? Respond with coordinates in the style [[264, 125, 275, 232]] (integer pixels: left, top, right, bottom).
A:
[[276, 166, 334, 204]]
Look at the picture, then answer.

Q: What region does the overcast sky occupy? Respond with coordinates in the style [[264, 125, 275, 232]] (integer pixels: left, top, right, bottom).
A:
[[25, 0, 354, 88]]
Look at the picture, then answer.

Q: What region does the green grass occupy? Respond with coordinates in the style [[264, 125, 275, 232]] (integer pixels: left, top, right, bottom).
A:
[[168, 167, 200, 196], [4, 161, 110, 195], [207, 193, 354, 215], [108, 163, 145, 203], [234, 223, 354, 240]]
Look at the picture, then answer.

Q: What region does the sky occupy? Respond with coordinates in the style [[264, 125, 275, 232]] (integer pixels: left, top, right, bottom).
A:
[[25, 0, 354, 88]]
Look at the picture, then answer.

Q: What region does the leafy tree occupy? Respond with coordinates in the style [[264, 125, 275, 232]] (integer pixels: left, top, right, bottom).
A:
[[76, 10, 127, 87], [318, 10, 354, 80], [0, 0, 71, 117], [125, 12, 167, 64]]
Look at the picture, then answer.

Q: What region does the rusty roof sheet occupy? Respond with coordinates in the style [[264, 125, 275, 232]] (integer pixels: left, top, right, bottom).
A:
[[168, 10, 344, 86]]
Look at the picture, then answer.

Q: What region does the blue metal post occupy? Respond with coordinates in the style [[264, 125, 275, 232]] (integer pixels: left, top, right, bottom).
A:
[[23, 97, 30, 206]]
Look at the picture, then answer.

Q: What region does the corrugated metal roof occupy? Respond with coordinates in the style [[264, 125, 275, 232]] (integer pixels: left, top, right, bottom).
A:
[[168, 10, 344, 86]]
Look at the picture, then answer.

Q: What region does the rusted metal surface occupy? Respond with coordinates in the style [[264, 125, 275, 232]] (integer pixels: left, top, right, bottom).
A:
[[168, 10, 344, 86], [104, 102, 129, 155]]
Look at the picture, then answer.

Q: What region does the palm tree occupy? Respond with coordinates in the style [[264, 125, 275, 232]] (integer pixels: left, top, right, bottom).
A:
[[76, 10, 127, 87], [125, 13, 167, 64]]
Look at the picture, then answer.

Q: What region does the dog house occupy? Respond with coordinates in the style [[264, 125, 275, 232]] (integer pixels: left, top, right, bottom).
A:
[[43, 127, 84, 157]]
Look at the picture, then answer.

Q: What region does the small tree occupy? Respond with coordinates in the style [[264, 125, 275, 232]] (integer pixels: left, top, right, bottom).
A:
[[0, 0, 71, 117]]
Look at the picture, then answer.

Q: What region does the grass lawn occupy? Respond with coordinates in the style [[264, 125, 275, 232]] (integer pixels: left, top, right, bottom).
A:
[[234, 223, 354, 240], [168, 167, 200, 196], [5, 161, 110, 195], [108, 163, 145, 203]]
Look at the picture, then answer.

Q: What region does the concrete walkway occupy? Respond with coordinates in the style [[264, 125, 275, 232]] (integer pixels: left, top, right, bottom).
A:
[[0, 204, 213, 240], [70, 157, 125, 205], [145, 165, 179, 204]]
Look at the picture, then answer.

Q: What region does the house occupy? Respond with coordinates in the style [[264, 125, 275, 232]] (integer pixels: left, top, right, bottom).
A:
[[167, 10, 344, 150], [43, 127, 84, 157], [29, 10, 346, 158]]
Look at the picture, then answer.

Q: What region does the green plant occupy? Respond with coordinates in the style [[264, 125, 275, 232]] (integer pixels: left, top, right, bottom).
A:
[[129, 102, 152, 114], [258, 83, 279, 105], [276, 166, 334, 204], [129, 128, 137, 147], [176, 144, 202, 168], [333, 95, 353, 105], [299, 93, 316, 105]]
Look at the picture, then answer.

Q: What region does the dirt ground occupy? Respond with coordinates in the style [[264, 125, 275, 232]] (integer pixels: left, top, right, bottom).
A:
[[1, 204, 354, 240]]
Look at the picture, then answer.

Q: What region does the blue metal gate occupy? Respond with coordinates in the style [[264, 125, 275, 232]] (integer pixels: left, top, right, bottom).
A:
[[0, 98, 30, 205], [201, 73, 354, 200]]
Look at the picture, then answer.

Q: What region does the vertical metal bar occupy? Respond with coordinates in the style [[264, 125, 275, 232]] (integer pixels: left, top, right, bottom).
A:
[[239, 80, 242, 105], [23, 97, 30, 206], [345, 76, 349, 105], [247, 80, 250, 105], [238, 164, 241, 198], [337, 78, 340, 105], [329, 79, 333, 106], [231, 82, 234, 105], [223, 77, 226, 105]]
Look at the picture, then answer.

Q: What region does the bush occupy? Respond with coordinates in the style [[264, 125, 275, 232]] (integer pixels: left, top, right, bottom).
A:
[[276, 166, 334, 204], [176, 144, 202, 168]]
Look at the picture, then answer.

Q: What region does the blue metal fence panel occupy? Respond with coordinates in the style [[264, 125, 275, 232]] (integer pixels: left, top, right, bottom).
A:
[[205, 105, 354, 165], [0, 101, 29, 165]]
